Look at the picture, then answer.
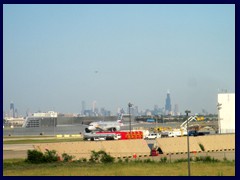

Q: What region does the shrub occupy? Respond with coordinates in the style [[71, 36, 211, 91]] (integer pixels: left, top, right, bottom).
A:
[[43, 149, 58, 163], [62, 153, 75, 162], [89, 150, 115, 163], [100, 153, 115, 163], [89, 150, 101, 163], [26, 149, 58, 163], [26, 149, 44, 163]]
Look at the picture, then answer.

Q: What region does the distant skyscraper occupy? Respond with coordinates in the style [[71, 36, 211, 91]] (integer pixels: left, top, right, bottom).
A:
[[174, 104, 179, 116], [10, 101, 15, 118], [15, 109, 18, 118], [81, 101, 86, 115], [92, 100, 97, 113], [165, 91, 172, 114]]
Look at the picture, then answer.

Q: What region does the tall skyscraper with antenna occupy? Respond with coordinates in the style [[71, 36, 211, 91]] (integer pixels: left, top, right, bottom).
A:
[[10, 101, 15, 118]]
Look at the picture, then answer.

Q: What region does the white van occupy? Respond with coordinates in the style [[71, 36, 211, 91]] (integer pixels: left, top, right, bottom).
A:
[[168, 131, 181, 137], [145, 133, 161, 140]]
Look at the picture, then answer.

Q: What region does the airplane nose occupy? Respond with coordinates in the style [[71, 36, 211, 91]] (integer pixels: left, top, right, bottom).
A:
[[88, 126, 95, 130]]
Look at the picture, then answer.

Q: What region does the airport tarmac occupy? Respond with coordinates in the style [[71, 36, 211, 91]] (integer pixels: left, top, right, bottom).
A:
[[3, 121, 219, 160], [3, 121, 217, 136]]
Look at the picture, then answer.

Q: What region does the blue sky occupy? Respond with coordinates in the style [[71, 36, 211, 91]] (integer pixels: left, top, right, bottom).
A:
[[3, 4, 235, 115]]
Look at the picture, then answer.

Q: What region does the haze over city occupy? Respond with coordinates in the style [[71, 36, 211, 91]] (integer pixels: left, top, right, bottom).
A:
[[3, 4, 235, 116]]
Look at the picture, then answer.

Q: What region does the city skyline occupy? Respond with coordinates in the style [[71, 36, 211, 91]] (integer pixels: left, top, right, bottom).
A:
[[3, 91, 220, 117], [3, 5, 235, 115]]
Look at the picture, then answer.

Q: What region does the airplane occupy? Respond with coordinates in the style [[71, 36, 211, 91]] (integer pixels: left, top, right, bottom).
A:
[[85, 114, 125, 133]]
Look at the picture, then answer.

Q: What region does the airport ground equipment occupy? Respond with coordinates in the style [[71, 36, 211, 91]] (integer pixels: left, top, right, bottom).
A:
[[145, 133, 161, 140]]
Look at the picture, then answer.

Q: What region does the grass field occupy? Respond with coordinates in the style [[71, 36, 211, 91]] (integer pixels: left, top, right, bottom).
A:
[[3, 159, 235, 176], [3, 138, 83, 144]]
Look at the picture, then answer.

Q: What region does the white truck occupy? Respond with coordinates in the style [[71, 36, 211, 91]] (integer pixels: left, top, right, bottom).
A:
[[168, 131, 181, 137], [167, 128, 187, 137]]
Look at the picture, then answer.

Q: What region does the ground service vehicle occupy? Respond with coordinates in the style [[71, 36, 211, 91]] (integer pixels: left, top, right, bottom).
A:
[[168, 131, 181, 137], [145, 133, 161, 139], [188, 130, 207, 136]]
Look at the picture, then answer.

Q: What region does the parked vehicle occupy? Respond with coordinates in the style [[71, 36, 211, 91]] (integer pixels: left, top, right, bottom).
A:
[[188, 130, 207, 136], [145, 133, 161, 139], [168, 131, 181, 137]]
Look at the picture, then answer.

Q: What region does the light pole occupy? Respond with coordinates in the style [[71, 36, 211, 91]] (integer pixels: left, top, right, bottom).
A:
[[185, 110, 191, 176], [128, 102, 133, 138]]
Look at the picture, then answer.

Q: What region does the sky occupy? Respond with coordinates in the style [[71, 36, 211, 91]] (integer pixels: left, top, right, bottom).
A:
[[3, 4, 235, 115]]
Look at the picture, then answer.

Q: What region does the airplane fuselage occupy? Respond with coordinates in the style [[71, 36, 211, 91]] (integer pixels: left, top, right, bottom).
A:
[[86, 121, 122, 132]]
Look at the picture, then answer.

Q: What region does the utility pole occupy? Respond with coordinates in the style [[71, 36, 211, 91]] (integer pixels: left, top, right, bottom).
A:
[[185, 110, 191, 176], [128, 103, 133, 138]]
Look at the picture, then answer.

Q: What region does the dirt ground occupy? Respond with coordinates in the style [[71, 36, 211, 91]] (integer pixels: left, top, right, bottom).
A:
[[3, 144, 34, 159]]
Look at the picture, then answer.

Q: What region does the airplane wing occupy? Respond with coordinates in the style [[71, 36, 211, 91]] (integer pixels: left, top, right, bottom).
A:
[[120, 122, 138, 126]]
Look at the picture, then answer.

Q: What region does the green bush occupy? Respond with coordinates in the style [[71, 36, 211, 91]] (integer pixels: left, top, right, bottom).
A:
[[62, 153, 75, 162], [100, 153, 115, 163], [26, 149, 59, 163], [89, 150, 100, 163], [89, 150, 115, 163], [26, 149, 44, 164], [43, 149, 58, 162]]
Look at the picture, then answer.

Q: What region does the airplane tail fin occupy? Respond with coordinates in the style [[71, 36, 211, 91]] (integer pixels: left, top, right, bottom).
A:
[[117, 113, 124, 126]]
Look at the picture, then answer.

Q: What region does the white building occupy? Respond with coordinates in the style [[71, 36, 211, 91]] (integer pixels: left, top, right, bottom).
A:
[[5, 117, 25, 126], [217, 93, 235, 133], [33, 111, 58, 117]]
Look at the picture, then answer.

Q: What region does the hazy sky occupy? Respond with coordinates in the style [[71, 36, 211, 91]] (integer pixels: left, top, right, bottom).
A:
[[3, 4, 235, 115]]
